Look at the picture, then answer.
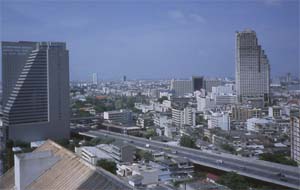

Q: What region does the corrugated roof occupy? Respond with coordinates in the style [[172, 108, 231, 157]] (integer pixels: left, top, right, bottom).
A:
[[0, 140, 132, 190]]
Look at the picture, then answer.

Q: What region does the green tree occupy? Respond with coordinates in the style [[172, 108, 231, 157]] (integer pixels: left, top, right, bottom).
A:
[[96, 159, 117, 174], [259, 153, 298, 166], [221, 143, 236, 154], [135, 149, 153, 162], [85, 137, 114, 146], [217, 172, 249, 190], [203, 136, 210, 142], [144, 129, 156, 139], [196, 115, 207, 125], [3, 140, 14, 172], [114, 99, 123, 110], [55, 139, 75, 151], [180, 135, 196, 148]]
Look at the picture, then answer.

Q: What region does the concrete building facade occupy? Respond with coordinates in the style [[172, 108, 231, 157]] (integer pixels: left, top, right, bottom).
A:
[[170, 79, 193, 97], [172, 107, 196, 127], [291, 116, 300, 164], [2, 41, 70, 142], [235, 29, 270, 107], [103, 109, 132, 125]]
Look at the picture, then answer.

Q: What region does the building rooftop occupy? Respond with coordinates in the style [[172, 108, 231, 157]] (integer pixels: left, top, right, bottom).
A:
[[80, 146, 113, 160], [0, 140, 131, 190]]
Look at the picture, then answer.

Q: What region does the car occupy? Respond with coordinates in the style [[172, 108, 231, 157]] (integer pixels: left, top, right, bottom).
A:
[[216, 159, 223, 164], [145, 144, 150, 148], [130, 140, 134, 143], [276, 172, 285, 177], [280, 177, 287, 182], [171, 150, 178, 154], [241, 166, 247, 170]]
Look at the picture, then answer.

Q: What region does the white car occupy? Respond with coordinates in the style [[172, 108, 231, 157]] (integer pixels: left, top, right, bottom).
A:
[[216, 159, 223, 164], [145, 144, 150, 148]]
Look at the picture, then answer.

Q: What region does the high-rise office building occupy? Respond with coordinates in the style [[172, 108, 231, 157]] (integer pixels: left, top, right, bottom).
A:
[[123, 75, 127, 82], [192, 76, 204, 91], [92, 73, 99, 85], [1, 41, 70, 142], [235, 29, 270, 107], [170, 79, 193, 97], [203, 78, 222, 93]]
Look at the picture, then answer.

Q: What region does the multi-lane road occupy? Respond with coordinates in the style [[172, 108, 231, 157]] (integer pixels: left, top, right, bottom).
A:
[[79, 130, 300, 189]]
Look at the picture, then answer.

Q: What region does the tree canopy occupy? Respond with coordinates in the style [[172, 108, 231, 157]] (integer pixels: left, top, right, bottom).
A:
[[96, 159, 117, 174], [217, 172, 249, 190], [180, 135, 196, 148], [259, 153, 298, 166]]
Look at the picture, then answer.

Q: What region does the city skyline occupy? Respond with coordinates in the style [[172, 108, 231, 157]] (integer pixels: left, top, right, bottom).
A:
[[1, 1, 300, 189], [1, 0, 299, 80]]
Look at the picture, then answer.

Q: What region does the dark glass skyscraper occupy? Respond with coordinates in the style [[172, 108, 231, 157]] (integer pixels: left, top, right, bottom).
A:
[[1, 41, 70, 142], [192, 76, 204, 91]]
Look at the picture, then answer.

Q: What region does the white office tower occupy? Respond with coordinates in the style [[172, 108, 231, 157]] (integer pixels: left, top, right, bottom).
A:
[[196, 96, 215, 112], [235, 29, 270, 107], [2, 41, 70, 142], [291, 116, 300, 164], [211, 84, 235, 95], [170, 79, 193, 97], [92, 73, 99, 85], [211, 84, 237, 105], [208, 112, 230, 131], [172, 107, 196, 127]]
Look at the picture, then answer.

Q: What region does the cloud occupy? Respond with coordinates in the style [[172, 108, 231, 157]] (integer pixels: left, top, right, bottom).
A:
[[168, 10, 206, 24], [168, 10, 185, 20], [189, 13, 206, 23]]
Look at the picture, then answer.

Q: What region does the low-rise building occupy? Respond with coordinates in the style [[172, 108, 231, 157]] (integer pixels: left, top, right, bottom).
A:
[[136, 116, 154, 128], [101, 122, 140, 135], [118, 158, 193, 185], [103, 109, 132, 125], [214, 95, 237, 105], [75, 146, 114, 165], [208, 112, 230, 131], [172, 107, 196, 127], [230, 105, 262, 122], [268, 106, 282, 119], [164, 124, 177, 138], [246, 117, 279, 136], [197, 96, 215, 112], [159, 157, 194, 181], [154, 113, 171, 128], [291, 116, 300, 164], [0, 140, 131, 190], [111, 141, 135, 163]]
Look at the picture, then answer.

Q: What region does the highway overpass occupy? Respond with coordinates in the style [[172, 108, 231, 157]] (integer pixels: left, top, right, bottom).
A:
[[79, 130, 300, 189]]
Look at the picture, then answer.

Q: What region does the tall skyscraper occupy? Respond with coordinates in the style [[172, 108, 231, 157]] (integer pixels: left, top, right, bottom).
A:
[[203, 78, 222, 93], [170, 79, 193, 97], [1, 41, 70, 142], [192, 76, 204, 91], [92, 73, 99, 85], [235, 29, 270, 107]]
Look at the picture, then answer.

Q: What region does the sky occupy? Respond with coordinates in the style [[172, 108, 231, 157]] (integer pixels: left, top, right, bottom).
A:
[[1, 0, 299, 81]]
